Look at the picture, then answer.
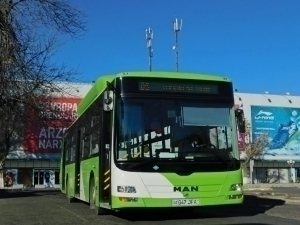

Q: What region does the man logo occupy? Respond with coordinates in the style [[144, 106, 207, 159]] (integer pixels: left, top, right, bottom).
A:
[[173, 186, 199, 192], [183, 192, 189, 197]]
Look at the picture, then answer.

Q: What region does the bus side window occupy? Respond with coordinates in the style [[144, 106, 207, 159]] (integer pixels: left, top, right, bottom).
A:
[[90, 117, 100, 155], [90, 132, 99, 154], [64, 140, 68, 162], [82, 117, 91, 158], [65, 137, 71, 162], [71, 135, 76, 162], [82, 134, 90, 157]]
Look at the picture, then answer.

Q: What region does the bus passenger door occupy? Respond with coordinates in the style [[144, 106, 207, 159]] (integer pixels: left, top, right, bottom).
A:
[[60, 141, 66, 191], [75, 129, 81, 195], [100, 110, 112, 204]]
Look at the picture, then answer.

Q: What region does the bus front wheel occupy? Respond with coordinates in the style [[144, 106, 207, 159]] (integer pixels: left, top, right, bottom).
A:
[[89, 177, 107, 215]]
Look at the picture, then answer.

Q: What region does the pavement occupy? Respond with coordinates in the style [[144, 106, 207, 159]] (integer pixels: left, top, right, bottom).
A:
[[1, 186, 60, 191], [1, 189, 300, 225], [243, 184, 300, 192]]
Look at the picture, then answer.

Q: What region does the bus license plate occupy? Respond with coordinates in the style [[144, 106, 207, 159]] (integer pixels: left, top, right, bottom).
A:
[[172, 199, 200, 206]]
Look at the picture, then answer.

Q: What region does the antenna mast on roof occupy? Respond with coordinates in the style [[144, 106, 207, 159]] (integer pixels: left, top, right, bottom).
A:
[[146, 27, 154, 71], [172, 18, 182, 72]]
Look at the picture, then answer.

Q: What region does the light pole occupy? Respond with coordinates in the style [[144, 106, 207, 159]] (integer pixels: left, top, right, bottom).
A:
[[145, 27, 154, 71], [287, 159, 295, 183], [172, 18, 182, 72]]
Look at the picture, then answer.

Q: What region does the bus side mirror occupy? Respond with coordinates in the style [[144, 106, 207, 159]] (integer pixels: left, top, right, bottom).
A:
[[103, 90, 113, 111], [235, 109, 246, 133]]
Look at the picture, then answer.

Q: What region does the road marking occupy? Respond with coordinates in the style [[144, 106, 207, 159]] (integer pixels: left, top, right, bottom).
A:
[[35, 214, 43, 224]]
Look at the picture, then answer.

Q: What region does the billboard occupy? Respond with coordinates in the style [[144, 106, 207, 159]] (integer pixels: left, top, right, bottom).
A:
[[251, 105, 300, 160], [6, 97, 82, 160], [235, 104, 247, 151], [238, 132, 246, 151]]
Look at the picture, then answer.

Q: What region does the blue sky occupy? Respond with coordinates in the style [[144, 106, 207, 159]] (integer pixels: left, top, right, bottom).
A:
[[53, 0, 300, 95]]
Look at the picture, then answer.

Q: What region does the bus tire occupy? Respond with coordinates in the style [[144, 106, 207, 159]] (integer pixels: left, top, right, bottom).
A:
[[66, 177, 75, 203], [89, 177, 107, 215]]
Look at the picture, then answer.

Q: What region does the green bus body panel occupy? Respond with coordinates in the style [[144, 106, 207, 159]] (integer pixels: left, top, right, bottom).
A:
[[63, 157, 99, 203], [111, 169, 243, 209], [80, 157, 100, 204], [77, 75, 115, 117]]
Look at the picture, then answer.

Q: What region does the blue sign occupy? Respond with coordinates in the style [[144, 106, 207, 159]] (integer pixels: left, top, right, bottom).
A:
[[251, 106, 300, 159]]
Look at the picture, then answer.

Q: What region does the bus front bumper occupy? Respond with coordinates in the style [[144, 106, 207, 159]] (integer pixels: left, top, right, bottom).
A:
[[111, 194, 244, 209]]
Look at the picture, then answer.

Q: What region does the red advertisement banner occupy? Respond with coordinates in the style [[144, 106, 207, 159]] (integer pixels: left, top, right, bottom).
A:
[[24, 97, 81, 154]]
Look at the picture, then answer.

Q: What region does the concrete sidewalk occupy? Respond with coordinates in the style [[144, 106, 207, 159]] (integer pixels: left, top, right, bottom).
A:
[[243, 183, 300, 191], [243, 184, 300, 202]]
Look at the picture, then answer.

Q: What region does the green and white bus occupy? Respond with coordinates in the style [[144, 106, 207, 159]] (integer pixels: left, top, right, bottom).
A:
[[60, 71, 246, 215]]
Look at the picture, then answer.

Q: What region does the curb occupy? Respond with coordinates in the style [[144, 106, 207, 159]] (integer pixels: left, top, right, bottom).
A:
[[244, 188, 273, 191], [248, 191, 300, 199]]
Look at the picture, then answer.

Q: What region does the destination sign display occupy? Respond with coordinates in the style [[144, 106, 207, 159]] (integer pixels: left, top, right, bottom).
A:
[[138, 81, 218, 94]]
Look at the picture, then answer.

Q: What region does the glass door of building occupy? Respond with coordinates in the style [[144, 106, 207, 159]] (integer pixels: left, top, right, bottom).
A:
[[33, 170, 44, 186]]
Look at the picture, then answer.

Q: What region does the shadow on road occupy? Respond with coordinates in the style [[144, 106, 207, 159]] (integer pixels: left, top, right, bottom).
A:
[[113, 194, 285, 222], [0, 189, 61, 199]]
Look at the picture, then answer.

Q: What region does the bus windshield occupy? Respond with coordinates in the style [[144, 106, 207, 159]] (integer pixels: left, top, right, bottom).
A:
[[115, 97, 235, 162]]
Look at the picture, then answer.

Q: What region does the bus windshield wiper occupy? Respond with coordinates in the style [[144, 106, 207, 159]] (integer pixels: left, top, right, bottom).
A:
[[128, 158, 160, 169]]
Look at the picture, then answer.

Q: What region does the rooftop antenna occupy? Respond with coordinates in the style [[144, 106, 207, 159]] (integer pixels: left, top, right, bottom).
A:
[[172, 18, 182, 72], [146, 27, 154, 71]]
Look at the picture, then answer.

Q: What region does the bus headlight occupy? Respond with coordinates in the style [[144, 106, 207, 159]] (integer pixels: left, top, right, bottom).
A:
[[230, 183, 242, 191], [117, 186, 136, 193]]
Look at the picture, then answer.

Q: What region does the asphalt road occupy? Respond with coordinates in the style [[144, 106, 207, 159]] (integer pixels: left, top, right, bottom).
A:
[[1, 190, 300, 225]]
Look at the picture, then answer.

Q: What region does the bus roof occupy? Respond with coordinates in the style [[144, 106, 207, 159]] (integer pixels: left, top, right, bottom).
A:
[[116, 71, 231, 82], [77, 71, 231, 116]]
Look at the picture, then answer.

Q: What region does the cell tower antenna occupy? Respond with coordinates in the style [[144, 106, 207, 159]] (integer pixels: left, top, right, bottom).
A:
[[146, 27, 154, 71], [172, 18, 182, 72]]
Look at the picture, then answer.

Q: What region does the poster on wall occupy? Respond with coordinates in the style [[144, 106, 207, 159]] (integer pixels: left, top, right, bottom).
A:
[[4, 169, 18, 188], [6, 97, 82, 161], [44, 170, 55, 188], [238, 132, 246, 151], [235, 104, 247, 152], [251, 105, 300, 160]]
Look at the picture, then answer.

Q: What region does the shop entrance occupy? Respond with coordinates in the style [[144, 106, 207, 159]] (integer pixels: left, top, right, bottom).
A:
[[33, 170, 45, 186], [33, 169, 58, 187]]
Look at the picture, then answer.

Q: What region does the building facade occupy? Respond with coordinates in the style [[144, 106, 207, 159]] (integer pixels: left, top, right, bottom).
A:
[[234, 92, 300, 184], [2, 82, 93, 189]]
